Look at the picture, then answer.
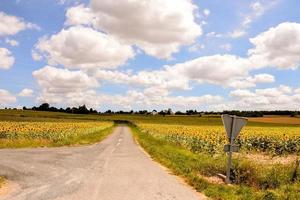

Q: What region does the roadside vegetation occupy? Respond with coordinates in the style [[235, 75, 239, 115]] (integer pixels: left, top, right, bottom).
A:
[[132, 127, 300, 200], [128, 115, 300, 199]]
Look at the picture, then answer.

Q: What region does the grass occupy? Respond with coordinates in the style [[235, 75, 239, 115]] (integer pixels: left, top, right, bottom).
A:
[[131, 126, 300, 200]]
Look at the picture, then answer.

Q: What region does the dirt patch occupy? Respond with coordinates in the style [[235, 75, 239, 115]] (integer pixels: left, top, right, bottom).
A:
[[0, 180, 18, 197], [197, 174, 225, 185], [249, 117, 300, 125], [237, 153, 298, 165]]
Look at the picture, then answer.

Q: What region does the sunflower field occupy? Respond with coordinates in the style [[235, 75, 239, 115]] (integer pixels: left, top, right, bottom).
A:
[[0, 121, 113, 143], [137, 123, 300, 155]]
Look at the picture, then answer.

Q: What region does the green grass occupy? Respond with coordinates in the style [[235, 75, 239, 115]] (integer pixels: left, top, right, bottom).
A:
[[131, 126, 300, 200], [0, 125, 115, 148]]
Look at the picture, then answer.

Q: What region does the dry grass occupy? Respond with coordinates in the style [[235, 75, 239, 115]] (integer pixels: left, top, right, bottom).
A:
[[236, 153, 298, 165], [249, 116, 300, 125]]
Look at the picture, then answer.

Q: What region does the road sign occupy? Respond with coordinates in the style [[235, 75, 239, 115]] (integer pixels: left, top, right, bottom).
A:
[[221, 114, 248, 184], [224, 144, 239, 152], [222, 114, 247, 140]]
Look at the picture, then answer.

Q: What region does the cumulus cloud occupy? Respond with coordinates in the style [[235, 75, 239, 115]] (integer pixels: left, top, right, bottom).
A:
[[33, 66, 99, 105], [95, 55, 276, 90], [18, 88, 34, 97], [0, 89, 16, 106], [248, 22, 300, 69], [65, 5, 95, 26], [65, 0, 202, 59], [228, 74, 275, 89], [33, 26, 134, 69], [0, 48, 15, 69], [32, 66, 222, 110], [170, 54, 252, 86], [225, 85, 299, 110], [95, 69, 190, 91], [0, 11, 39, 36]]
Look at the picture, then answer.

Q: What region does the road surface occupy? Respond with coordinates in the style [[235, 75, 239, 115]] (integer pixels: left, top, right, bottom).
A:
[[0, 126, 204, 200]]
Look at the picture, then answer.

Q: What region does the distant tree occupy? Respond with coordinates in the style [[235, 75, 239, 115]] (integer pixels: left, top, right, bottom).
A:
[[39, 103, 50, 111], [105, 110, 112, 114]]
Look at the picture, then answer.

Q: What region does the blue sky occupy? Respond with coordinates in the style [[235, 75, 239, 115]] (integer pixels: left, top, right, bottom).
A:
[[0, 0, 300, 111]]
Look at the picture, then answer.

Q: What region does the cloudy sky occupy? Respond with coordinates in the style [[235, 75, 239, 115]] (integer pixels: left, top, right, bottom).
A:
[[0, 0, 300, 111]]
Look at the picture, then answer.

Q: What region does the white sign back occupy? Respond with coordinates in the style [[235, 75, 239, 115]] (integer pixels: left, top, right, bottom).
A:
[[221, 114, 248, 140]]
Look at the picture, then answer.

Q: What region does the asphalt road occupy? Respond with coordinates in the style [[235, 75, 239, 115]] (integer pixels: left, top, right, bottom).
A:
[[0, 126, 204, 200]]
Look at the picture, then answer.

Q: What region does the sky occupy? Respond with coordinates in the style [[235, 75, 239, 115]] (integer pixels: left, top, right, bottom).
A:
[[0, 0, 300, 111]]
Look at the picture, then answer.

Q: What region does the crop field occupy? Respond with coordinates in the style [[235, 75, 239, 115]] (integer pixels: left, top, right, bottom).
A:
[[249, 117, 300, 125], [0, 110, 299, 199], [137, 123, 300, 155], [0, 110, 114, 148], [131, 116, 300, 199]]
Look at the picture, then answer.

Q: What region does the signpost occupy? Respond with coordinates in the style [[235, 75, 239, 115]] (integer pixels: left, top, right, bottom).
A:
[[221, 114, 248, 184]]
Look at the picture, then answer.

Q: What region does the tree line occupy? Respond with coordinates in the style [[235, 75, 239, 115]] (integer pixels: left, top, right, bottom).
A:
[[19, 103, 300, 117]]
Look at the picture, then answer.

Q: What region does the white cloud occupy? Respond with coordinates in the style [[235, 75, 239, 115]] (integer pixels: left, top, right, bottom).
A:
[[206, 32, 222, 38], [248, 22, 300, 69], [0, 89, 16, 106], [95, 55, 275, 90], [33, 66, 99, 106], [228, 74, 275, 89], [242, 1, 265, 27], [66, 0, 202, 59], [18, 88, 34, 97], [5, 38, 19, 46], [95, 69, 190, 91], [229, 0, 278, 39], [0, 48, 15, 69], [203, 9, 210, 16], [170, 54, 252, 86], [295, 88, 300, 94], [229, 30, 247, 38], [220, 43, 232, 51], [33, 26, 134, 69], [188, 43, 205, 52], [65, 5, 95, 26], [223, 85, 300, 110], [230, 89, 255, 98], [32, 66, 222, 110], [0, 11, 39, 36]]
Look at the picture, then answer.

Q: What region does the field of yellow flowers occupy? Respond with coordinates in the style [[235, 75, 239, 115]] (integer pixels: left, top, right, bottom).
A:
[[0, 121, 113, 147], [137, 123, 300, 155]]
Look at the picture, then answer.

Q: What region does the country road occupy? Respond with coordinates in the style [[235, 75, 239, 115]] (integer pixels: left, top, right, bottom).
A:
[[0, 126, 204, 200]]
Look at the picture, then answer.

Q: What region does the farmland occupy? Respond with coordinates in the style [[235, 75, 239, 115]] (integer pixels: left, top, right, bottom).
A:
[[130, 116, 300, 199], [0, 110, 114, 148], [0, 110, 299, 199]]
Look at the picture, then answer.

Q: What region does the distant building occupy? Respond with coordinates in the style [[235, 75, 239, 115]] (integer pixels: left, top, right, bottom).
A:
[[151, 110, 158, 115]]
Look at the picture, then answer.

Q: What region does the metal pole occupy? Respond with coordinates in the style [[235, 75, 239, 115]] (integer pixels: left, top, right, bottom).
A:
[[225, 116, 236, 184]]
